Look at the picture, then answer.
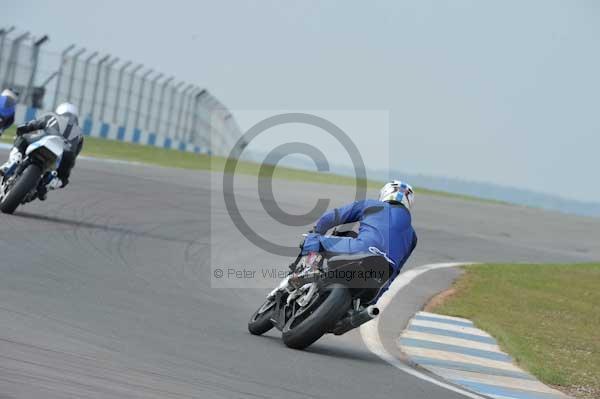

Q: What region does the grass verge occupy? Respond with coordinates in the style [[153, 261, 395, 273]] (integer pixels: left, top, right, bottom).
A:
[[430, 263, 600, 399], [0, 126, 480, 200]]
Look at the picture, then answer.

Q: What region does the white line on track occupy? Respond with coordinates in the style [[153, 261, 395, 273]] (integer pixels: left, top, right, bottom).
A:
[[359, 262, 487, 399]]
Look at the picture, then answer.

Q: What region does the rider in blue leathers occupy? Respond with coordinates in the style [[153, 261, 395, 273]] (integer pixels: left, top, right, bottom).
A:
[[301, 180, 417, 303], [0, 89, 18, 134]]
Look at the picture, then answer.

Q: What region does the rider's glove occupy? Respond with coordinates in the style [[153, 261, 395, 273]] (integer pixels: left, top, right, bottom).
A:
[[299, 226, 318, 249], [301, 233, 321, 255], [15, 124, 27, 135]]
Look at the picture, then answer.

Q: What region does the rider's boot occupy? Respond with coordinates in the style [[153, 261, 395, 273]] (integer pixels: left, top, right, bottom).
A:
[[0, 148, 22, 176], [46, 174, 63, 191], [38, 172, 62, 201], [37, 185, 48, 201]]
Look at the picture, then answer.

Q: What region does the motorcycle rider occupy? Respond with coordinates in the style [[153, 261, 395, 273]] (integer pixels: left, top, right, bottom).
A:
[[300, 180, 417, 304], [0, 88, 18, 134], [0, 102, 84, 200]]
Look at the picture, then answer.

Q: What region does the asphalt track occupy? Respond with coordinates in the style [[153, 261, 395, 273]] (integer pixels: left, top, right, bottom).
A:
[[0, 154, 599, 399]]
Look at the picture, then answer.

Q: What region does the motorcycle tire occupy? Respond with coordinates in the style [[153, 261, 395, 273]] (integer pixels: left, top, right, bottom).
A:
[[0, 164, 42, 214], [282, 284, 351, 350], [248, 300, 276, 336]]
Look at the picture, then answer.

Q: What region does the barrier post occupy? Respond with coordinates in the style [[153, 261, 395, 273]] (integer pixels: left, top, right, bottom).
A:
[[145, 73, 164, 131], [122, 63, 143, 129], [78, 51, 98, 112], [89, 54, 109, 118], [112, 60, 132, 123], [52, 44, 75, 109], [133, 69, 153, 131], [23, 35, 49, 106], [99, 57, 119, 121]]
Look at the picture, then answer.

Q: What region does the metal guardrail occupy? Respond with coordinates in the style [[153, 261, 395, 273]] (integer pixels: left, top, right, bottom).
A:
[[0, 27, 241, 155]]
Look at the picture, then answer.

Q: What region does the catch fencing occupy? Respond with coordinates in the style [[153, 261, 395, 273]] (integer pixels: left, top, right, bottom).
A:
[[0, 27, 241, 155]]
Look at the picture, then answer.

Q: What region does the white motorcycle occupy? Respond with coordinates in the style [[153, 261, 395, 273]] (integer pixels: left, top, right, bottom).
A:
[[0, 131, 65, 214]]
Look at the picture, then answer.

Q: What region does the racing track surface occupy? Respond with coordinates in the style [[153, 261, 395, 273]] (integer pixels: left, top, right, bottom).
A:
[[1, 154, 599, 399]]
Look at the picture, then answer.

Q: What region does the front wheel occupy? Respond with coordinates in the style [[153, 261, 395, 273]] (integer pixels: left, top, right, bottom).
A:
[[282, 284, 351, 350], [248, 299, 276, 336], [0, 164, 42, 214]]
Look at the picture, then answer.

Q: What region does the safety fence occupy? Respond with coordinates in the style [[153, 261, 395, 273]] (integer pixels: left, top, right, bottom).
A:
[[0, 27, 241, 155]]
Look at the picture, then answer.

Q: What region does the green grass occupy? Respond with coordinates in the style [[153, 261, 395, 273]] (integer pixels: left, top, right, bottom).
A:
[[0, 126, 483, 200], [431, 263, 600, 398]]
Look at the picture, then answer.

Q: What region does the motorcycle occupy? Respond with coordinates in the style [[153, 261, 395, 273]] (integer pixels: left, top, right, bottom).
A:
[[248, 228, 392, 349], [0, 130, 65, 214]]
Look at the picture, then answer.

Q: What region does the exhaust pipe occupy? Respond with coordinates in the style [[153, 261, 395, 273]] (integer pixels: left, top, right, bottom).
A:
[[367, 306, 380, 317], [331, 305, 379, 336]]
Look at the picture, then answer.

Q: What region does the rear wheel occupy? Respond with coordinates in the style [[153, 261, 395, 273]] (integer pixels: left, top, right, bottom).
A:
[[248, 299, 276, 335], [0, 164, 42, 214], [282, 284, 351, 350]]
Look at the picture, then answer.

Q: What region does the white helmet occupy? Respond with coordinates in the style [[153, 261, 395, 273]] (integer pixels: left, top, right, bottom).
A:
[[379, 180, 414, 210], [55, 102, 79, 119]]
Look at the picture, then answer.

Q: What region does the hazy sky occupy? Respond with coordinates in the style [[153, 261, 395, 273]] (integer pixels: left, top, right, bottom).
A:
[[3, 1, 599, 202]]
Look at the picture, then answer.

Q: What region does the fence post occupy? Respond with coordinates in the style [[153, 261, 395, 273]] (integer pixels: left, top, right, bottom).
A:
[[89, 54, 109, 118], [0, 27, 15, 83], [52, 44, 75, 109], [180, 87, 194, 142], [175, 84, 194, 140], [39, 71, 58, 89], [155, 76, 174, 134], [99, 57, 119, 122], [112, 60, 131, 123], [78, 51, 98, 113], [145, 72, 164, 131], [133, 69, 153, 131], [3, 31, 29, 90], [66, 48, 85, 102], [168, 81, 184, 137], [122, 64, 143, 129], [190, 89, 208, 143], [23, 35, 49, 106], [182, 87, 201, 142], [204, 95, 223, 152]]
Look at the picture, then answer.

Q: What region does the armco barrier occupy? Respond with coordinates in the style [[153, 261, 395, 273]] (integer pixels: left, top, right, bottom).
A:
[[12, 103, 211, 155], [1, 28, 242, 156]]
